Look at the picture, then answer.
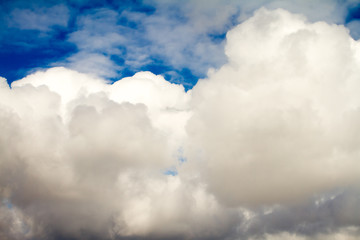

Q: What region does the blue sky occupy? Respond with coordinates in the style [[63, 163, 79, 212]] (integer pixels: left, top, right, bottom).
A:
[[2, 0, 359, 91], [2, 1, 360, 240], [0, 0, 234, 90]]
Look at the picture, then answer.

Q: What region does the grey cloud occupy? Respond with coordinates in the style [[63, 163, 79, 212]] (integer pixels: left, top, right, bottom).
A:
[[236, 188, 360, 239]]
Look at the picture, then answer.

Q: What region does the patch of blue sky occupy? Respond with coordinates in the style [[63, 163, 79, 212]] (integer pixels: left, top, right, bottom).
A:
[[345, 2, 360, 39], [163, 148, 187, 176], [0, 1, 75, 83], [178, 155, 187, 164], [162, 160, 187, 177], [111, 0, 156, 14], [138, 60, 199, 90], [0, 0, 219, 88], [0, 41, 76, 84], [3, 0, 360, 89], [163, 167, 178, 176], [345, 1, 360, 23], [208, 32, 227, 44], [2, 198, 13, 209], [2, 1, 210, 85], [176, 147, 187, 164]]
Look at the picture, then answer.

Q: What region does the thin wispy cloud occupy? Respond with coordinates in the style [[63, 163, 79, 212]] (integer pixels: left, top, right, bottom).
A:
[[8, 4, 69, 32]]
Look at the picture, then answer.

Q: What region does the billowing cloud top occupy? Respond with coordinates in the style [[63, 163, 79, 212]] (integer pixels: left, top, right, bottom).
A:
[[1, 2, 360, 240]]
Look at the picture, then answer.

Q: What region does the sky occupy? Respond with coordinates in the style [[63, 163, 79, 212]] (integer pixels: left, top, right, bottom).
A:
[[1, 0, 360, 240]]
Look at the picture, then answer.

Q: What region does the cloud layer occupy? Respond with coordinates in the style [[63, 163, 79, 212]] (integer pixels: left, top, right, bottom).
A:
[[1, 7, 360, 240]]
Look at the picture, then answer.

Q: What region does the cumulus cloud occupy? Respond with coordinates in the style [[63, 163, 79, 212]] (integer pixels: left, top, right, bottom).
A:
[[2, 7, 360, 240], [1, 67, 225, 240], [186, 8, 360, 207]]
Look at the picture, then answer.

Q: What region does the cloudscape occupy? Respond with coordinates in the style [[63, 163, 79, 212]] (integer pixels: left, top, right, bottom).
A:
[[1, 1, 360, 240]]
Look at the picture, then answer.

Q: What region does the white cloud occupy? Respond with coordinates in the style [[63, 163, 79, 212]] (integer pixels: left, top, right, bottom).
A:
[[2, 6, 360, 240], [1, 67, 215, 239], [186, 8, 360, 206], [62, 52, 122, 79], [61, 9, 127, 78], [0, 77, 9, 89]]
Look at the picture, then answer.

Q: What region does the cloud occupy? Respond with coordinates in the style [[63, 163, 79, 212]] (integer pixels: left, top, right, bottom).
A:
[[3, 0, 357, 86], [1, 67, 221, 240], [186, 8, 360, 206], [138, 0, 357, 77], [62, 52, 122, 79], [256, 0, 352, 24], [136, 0, 235, 76], [234, 187, 360, 239], [8, 4, 69, 32], [249, 227, 360, 240], [68, 8, 126, 53], [2, 6, 360, 240], [0, 201, 34, 240], [61, 8, 126, 78], [58, 1, 233, 82], [2, 0, 360, 86]]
